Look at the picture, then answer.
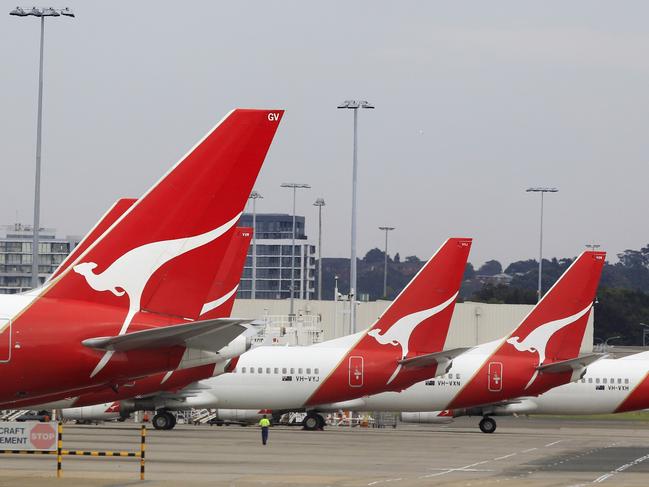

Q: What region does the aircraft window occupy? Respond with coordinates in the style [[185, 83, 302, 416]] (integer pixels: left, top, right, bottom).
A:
[[258, 367, 263, 374], [266, 368, 271, 374], [625, 378, 630, 384], [290, 368, 295, 374], [250, 367, 254, 374], [595, 378, 600, 384], [274, 368, 279, 374], [306, 368, 311, 374], [456, 374, 461, 379], [588, 378, 592, 383], [610, 378, 614, 384], [315, 368, 320, 375], [282, 368, 287, 374], [242, 367, 246, 373], [618, 378, 622, 384], [298, 368, 303, 374], [603, 378, 607, 384]]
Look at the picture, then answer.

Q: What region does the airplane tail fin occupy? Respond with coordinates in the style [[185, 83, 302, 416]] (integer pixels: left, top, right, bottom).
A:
[[367, 237, 472, 357], [42, 109, 283, 322], [49, 198, 137, 282], [304, 238, 471, 405], [504, 250, 606, 364], [199, 227, 252, 319]]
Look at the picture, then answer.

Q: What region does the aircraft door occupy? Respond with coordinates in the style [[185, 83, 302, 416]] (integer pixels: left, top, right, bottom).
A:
[[487, 362, 502, 392], [349, 356, 364, 387], [0, 318, 11, 363]]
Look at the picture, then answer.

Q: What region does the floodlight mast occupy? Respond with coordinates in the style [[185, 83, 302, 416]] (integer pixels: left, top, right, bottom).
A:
[[338, 99, 374, 332], [526, 187, 558, 302], [379, 226, 395, 297], [313, 198, 326, 300], [10, 6, 75, 289], [248, 190, 263, 299], [281, 183, 311, 319]]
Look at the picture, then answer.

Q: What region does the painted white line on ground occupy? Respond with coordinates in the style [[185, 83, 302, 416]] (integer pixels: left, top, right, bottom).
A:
[[545, 440, 562, 447], [522, 448, 538, 453], [494, 453, 517, 460], [592, 452, 649, 483], [420, 461, 489, 478], [367, 478, 403, 485]]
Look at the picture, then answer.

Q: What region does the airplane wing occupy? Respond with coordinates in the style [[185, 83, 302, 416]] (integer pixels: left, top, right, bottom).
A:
[[537, 353, 606, 374], [398, 347, 470, 369], [82, 318, 250, 352]]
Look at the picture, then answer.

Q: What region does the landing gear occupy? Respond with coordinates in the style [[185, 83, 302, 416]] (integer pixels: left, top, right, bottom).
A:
[[152, 410, 176, 430], [302, 413, 325, 431], [479, 416, 496, 434]]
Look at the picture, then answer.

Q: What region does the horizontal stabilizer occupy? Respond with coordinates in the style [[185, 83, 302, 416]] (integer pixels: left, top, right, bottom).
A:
[[82, 318, 250, 353], [537, 353, 605, 374], [398, 347, 470, 369]]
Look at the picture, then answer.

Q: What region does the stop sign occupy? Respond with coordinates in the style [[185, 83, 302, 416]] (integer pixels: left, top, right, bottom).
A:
[[30, 423, 56, 450]]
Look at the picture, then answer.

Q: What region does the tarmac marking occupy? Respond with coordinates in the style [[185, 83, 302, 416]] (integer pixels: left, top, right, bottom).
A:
[[419, 461, 490, 478], [545, 440, 563, 447], [592, 451, 649, 484], [493, 453, 516, 460], [367, 478, 403, 485], [522, 448, 538, 453]]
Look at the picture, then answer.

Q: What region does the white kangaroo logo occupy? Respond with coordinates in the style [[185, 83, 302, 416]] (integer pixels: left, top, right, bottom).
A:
[[74, 212, 241, 378], [367, 292, 458, 385], [506, 303, 592, 389]]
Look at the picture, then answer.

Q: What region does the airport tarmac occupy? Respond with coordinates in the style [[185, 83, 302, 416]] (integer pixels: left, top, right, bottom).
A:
[[1, 417, 649, 487]]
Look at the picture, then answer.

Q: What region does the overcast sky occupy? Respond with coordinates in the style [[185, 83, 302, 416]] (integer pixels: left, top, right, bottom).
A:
[[1, 1, 648, 267]]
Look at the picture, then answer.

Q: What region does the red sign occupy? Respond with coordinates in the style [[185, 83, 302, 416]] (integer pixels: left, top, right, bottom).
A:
[[30, 423, 56, 450], [348, 356, 364, 387], [488, 362, 503, 392]]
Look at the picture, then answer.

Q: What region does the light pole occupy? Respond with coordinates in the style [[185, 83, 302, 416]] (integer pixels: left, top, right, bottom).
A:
[[585, 243, 601, 251], [281, 183, 310, 319], [313, 198, 325, 300], [526, 187, 558, 302], [640, 323, 649, 347], [248, 190, 263, 299], [338, 99, 374, 332], [10, 6, 74, 289], [379, 226, 395, 298]]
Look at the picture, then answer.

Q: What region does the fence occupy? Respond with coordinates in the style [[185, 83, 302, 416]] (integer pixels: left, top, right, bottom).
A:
[[0, 423, 146, 480]]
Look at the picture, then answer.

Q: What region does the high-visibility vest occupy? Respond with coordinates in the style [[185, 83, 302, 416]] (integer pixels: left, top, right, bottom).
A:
[[259, 418, 271, 427]]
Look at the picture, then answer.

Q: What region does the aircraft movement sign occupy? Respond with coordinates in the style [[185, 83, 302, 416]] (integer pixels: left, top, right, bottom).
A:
[[0, 422, 57, 451]]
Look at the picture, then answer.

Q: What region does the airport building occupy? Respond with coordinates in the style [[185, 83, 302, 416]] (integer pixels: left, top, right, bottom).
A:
[[231, 298, 595, 353], [237, 213, 317, 300], [0, 223, 80, 293]]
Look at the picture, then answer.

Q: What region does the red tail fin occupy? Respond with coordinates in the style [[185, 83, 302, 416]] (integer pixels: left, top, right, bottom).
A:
[[199, 227, 252, 319], [366, 237, 472, 358], [504, 250, 606, 364], [49, 198, 137, 281], [44, 109, 283, 324], [306, 238, 472, 405]]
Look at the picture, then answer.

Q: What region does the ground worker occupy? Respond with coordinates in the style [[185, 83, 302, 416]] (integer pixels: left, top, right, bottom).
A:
[[259, 415, 271, 445]]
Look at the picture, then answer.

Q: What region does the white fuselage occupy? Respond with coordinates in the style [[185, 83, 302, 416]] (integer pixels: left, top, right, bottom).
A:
[[181, 333, 362, 410], [505, 354, 649, 415], [177, 337, 505, 412]]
